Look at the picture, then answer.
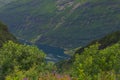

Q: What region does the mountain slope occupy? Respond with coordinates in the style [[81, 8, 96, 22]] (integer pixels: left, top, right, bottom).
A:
[[0, 0, 120, 49], [57, 30, 120, 72], [0, 0, 15, 8], [0, 21, 17, 46], [76, 31, 120, 54]]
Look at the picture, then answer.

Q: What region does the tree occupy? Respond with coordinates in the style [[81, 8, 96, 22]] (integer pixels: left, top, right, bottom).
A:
[[0, 41, 46, 80], [72, 43, 120, 80]]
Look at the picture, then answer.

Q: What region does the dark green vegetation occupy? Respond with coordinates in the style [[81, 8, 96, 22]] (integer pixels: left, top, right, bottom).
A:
[[70, 43, 120, 80], [0, 41, 54, 80], [76, 31, 120, 53], [0, 22, 17, 46], [0, 0, 120, 48]]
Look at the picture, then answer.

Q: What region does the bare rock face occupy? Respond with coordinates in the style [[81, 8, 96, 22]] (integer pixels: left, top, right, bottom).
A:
[[56, 0, 74, 11]]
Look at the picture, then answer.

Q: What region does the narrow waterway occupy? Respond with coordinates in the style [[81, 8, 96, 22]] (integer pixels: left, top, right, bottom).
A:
[[19, 39, 70, 62]]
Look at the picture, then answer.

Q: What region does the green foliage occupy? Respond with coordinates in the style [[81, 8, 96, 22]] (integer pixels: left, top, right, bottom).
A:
[[5, 62, 56, 80], [0, 41, 46, 79], [1, 32, 119, 80], [0, 41, 69, 80], [5, 66, 39, 80], [71, 43, 120, 80], [1, 35, 120, 80]]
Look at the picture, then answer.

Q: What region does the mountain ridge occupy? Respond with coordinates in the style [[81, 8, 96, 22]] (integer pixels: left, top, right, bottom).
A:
[[75, 30, 120, 54]]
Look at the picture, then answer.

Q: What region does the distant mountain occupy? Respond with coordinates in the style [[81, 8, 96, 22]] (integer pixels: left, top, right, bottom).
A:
[[0, 21, 17, 46], [76, 31, 120, 54], [0, 0, 120, 49]]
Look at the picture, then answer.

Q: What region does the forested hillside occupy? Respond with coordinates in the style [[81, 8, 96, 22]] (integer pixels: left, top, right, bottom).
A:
[[0, 0, 120, 48], [56, 31, 120, 80], [76, 31, 120, 53], [0, 22, 17, 46]]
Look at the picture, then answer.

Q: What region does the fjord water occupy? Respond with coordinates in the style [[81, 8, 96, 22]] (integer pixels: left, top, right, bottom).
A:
[[36, 44, 70, 62], [19, 39, 70, 62]]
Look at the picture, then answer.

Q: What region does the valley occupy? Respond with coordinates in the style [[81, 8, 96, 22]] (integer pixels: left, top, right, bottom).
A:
[[0, 0, 120, 49], [19, 39, 70, 62], [0, 0, 120, 79]]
